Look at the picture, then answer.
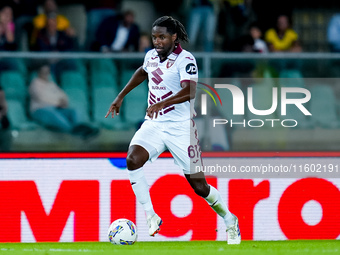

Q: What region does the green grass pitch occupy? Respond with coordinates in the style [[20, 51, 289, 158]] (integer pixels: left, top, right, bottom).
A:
[[0, 240, 339, 255]]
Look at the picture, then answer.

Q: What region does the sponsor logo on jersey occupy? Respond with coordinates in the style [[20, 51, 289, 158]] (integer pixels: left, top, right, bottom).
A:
[[186, 63, 197, 74], [152, 86, 166, 90], [147, 61, 158, 67], [167, 59, 175, 68]]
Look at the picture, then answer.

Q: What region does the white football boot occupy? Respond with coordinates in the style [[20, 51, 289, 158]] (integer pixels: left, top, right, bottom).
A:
[[226, 214, 241, 244], [147, 214, 163, 236]]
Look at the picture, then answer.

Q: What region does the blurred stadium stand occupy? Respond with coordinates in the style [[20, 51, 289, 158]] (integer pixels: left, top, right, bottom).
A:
[[2, 0, 340, 152], [0, 52, 339, 152]]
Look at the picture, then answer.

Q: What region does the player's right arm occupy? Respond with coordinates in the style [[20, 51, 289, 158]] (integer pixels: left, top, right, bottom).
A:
[[105, 66, 148, 118]]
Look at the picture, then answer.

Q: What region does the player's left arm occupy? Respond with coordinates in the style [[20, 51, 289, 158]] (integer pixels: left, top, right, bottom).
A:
[[146, 79, 196, 119]]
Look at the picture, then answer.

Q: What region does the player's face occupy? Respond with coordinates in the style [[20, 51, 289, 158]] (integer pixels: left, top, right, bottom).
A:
[[151, 26, 177, 60]]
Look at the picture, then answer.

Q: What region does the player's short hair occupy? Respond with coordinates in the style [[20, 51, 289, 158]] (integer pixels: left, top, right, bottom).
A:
[[152, 16, 189, 43]]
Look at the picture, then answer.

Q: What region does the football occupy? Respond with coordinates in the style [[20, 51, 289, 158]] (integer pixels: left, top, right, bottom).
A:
[[108, 218, 137, 245]]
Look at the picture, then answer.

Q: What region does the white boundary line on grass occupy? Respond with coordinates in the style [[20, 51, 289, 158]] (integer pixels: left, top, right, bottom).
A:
[[1, 248, 105, 253]]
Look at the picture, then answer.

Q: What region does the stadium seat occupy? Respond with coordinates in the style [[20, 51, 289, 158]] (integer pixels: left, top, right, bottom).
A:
[[123, 80, 148, 126], [0, 71, 27, 102], [121, 69, 135, 87], [310, 85, 339, 128], [90, 59, 118, 77], [0, 58, 27, 78], [60, 71, 88, 95], [6, 99, 39, 130], [90, 71, 119, 91], [279, 69, 303, 79], [63, 87, 90, 123], [120, 69, 148, 126], [92, 87, 126, 129], [12, 58, 28, 80], [73, 59, 87, 77], [279, 69, 305, 88]]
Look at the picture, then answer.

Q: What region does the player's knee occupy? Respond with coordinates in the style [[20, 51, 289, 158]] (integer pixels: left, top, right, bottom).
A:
[[192, 182, 210, 197], [126, 153, 144, 170]]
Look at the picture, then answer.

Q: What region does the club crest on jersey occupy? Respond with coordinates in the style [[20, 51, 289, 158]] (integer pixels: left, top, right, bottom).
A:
[[167, 59, 175, 68], [186, 63, 197, 74]]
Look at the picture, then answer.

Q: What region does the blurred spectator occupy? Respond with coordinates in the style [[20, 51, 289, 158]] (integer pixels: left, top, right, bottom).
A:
[[0, 3, 17, 72], [327, 13, 340, 52], [0, 87, 12, 151], [32, 12, 76, 80], [31, 0, 75, 48], [187, 0, 216, 52], [84, 0, 121, 50], [139, 32, 152, 53], [249, 22, 268, 53], [33, 12, 74, 52], [218, 0, 256, 51], [29, 65, 99, 139], [0, 4, 16, 51], [12, 0, 39, 51], [152, 0, 183, 17], [229, 22, 268, 53], [94, 10, 140, 52], [264, 15, 302, 52], [252, 0, 294, 34], [229, 34, 254, 52]]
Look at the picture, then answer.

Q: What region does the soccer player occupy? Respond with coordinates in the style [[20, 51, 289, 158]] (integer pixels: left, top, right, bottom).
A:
[[105, 16, 241, 244]]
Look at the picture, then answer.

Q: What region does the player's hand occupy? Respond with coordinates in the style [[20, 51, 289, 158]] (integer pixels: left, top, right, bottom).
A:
[[105, 97, 123, 118], [146, 102, 165, 119]]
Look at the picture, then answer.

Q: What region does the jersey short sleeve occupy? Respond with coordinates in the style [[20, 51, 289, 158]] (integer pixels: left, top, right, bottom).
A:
[[178, 52, 198, 83], [142, 49, 155, 73]]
